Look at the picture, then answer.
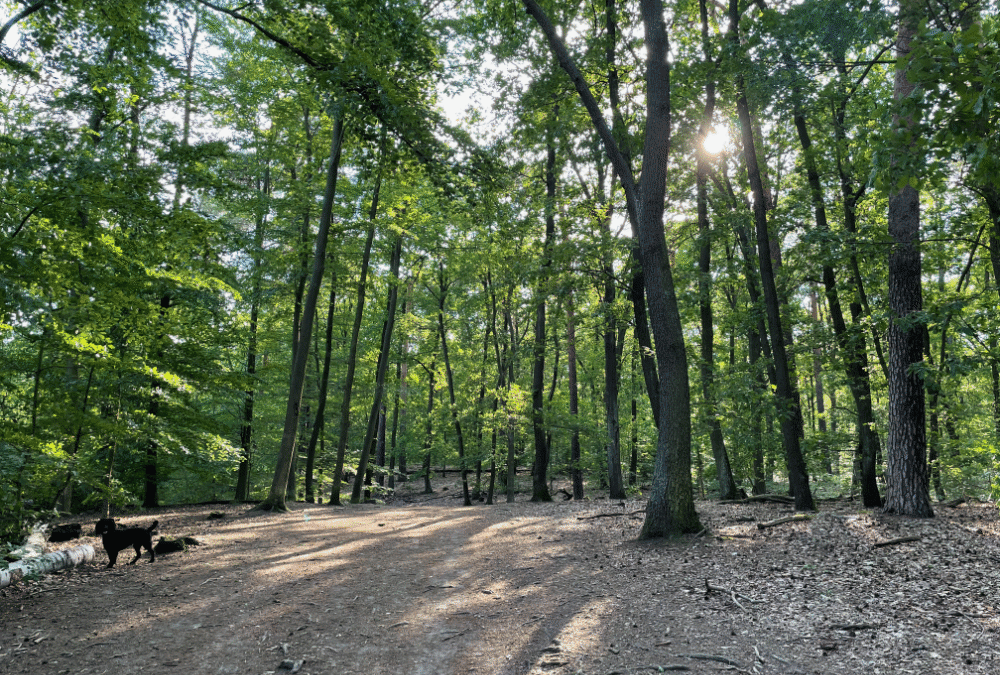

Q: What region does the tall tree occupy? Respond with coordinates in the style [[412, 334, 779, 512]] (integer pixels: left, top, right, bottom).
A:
[[258, 110, 345, 511], [522, 0, 701, 536], [729, 0, 814, 511], [883, 0, 933, 517]]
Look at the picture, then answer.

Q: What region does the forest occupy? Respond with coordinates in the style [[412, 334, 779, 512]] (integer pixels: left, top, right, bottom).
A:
[[2, 0, 999, 544]]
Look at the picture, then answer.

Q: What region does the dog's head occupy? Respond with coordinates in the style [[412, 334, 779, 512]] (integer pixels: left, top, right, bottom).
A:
[[94, 518, 117, 535]]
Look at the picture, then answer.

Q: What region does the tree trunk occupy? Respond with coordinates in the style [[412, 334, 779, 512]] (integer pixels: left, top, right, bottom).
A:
[[884, 0, 933, 517], [695, 6, 738, 499], [235, 167, 267, 502], [330, 140, 380, 505], [523, 0, 701, 536], [143, 293, 172, 509], [627, 247, 660, 429], [566, 283, 584, 499], [257, 111, 345, 512], [530, 113, 557, 503], [436, 268, 473, 507], [351, 234, 403, 502], [731, 0, 812, 511], [304, 273, 337, 503], [376, 404, 387, 488], [421, 359, 436, 495], [792, 111, 882, 506]]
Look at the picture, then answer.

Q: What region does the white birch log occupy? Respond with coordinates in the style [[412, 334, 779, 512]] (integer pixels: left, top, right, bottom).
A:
[[0, 544, 95, 589]]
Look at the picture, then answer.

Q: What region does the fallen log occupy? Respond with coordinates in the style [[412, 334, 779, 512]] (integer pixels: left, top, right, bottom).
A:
[[757, 514, 814, 529], [0, 544, 95, 589]]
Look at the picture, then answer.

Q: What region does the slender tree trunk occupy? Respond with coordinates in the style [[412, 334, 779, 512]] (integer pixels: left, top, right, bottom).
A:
[[351, 234, 403, 502], [435, 268, 473, 506], [530, 112, 557, 502], [731, 0, 813, 511], [330, 148, 381, 505], [143, 293, 172, 509], [566, 281, 584, 499], [235, 168, 267, 501], [258, 112, 345, 511], [376, 404, 387, 488], [421, 359, 436, 494], [695, 7, 737, 498], [792, 112, 881, 505], [884, 0, 933, 517], [505, 303, 518, 503], [304, 270, 337, 502], [627, 247, 660, 429]]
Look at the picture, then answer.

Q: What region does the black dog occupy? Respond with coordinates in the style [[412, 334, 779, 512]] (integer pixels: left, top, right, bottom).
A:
[[94, 519, 158, 567]]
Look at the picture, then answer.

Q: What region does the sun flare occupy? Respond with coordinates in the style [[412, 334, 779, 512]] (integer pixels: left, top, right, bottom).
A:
[[703, 128, 728, 155]]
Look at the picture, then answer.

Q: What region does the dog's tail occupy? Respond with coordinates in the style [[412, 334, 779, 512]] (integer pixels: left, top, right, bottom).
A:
[[147, 520, 159, 532]]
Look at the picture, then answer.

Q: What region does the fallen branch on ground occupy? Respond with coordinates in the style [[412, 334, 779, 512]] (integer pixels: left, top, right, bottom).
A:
[[720, 494, 795, 505], [757, 514, 813, 529], [577, 510, 646, 520], [676, 653, 744, 668], [872, 535, 921, 548], [705, 580, 765, 609], [830, 623, 879, 631]]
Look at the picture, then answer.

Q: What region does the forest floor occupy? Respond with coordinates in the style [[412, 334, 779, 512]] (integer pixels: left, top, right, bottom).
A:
[[2, 479, 999, 675]]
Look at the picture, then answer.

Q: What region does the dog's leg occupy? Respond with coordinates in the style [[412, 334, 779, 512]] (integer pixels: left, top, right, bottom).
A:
[[129, 545, 142, 564]]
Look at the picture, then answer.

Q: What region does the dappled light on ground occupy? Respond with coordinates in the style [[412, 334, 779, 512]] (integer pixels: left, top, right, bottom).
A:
[[2, 489, 1000, 674]]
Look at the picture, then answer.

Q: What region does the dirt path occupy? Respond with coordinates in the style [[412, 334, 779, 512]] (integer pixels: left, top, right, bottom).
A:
[[2, 489, 999, 675]]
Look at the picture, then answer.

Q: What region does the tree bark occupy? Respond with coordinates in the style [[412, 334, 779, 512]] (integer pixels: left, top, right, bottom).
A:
[[884, 0, 933, 517], [304, 268, 337, 503], [522, 0, 700, 535], [565, 279, 584, 500]]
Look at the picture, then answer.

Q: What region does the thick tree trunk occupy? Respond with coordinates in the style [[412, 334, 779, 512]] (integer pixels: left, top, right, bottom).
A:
[[523, 0, 700, 536], [884, 0, 933, 517]]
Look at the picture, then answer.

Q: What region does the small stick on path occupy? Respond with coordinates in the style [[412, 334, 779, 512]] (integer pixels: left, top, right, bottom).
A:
[[873, 535, 921, 548], [757, 514, 813, 529], [676, 653, 745, 668], [577, 510, 645, 520]]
